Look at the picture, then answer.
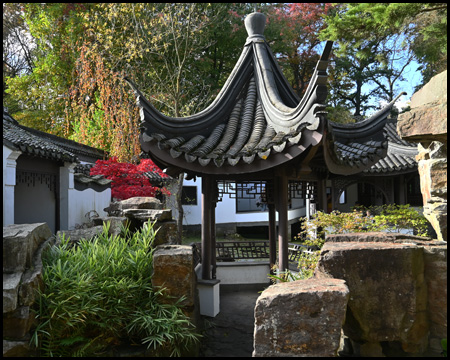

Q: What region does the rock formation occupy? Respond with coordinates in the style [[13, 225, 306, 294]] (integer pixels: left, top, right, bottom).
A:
[[253, 278, 349, 357], [397, 70, 447, 242], [3, 223, 54, 357]]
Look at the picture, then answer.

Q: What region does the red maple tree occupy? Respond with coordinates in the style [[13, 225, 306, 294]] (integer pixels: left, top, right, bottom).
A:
[[90, 157, 171, 201]]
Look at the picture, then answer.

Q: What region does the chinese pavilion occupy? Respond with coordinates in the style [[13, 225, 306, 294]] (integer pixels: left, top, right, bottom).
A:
[[126, 12, 407, 280]]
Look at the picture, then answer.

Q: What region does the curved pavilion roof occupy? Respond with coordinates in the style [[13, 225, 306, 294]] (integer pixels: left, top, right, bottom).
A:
[[126, 12, 404, 179]]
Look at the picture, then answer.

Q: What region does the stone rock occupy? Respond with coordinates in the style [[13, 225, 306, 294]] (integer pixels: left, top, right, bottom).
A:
[[3, 223, 52, 273], [17, 237, 51, 307], [153, 221, 179, 246], [56, 226, 104, 245], [315, 241, 429, 354], [397, 102, 447, 142], [122, 208, 172, 222], [103, 201, 122, 216], [397, 70, 447, 243], [120, 196, 163, 210], [359, 341, 384, 357], [418, 156, 447, 203], [397, 70, 447, 142], [3, 273, 22, 313], [151, 245, 200, 331], [92, 216, 130, 236], [409, 70, 447, 109], [253, 278, 349, 357], [423, 244, 447, 351], [326, 232, 432, 244], [3, 306, 35, 339], [152, 245, 196, 308], [3, 339, 34, 357], [423, 202, 447, 242]]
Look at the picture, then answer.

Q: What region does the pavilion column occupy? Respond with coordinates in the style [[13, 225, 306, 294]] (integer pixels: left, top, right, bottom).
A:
[[317, 179, 327, 212], [268, 203, 277, 274], [201, 176, 213, 280], [211, 187, 217, 279], [275, 175, 289, 272]]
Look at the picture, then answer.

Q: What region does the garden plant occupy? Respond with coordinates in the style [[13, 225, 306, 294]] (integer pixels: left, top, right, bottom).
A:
[[31, 222, 200, 357], [272, 204, 430, 282]]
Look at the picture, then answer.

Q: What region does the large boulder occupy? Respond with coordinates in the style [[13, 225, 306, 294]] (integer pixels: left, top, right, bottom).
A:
[[397, 70, 447, 242], [315, 240, 429, 354], [423, 244, 447, 352], [3, 223, 52, 357], [397, 70, 447, 142], [3, 223, 52, 273], [151, 245, 200, 331], [253, 278, 349, 357], [56, 226, 104, 245]]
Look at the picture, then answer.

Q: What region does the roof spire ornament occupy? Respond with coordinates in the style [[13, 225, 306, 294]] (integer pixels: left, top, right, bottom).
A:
[[245, 12, 266, 41]]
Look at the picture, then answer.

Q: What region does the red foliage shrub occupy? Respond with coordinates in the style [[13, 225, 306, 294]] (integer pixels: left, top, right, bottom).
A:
[[90, 157, 171, 200]]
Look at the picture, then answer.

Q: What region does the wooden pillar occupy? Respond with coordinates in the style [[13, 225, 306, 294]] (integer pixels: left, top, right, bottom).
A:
[[317, 179, 327, 212], [211, 190, 217, 279], [268, 203, 276, 274], [201, 176, 212, 280], [276, 176, 289, 272]]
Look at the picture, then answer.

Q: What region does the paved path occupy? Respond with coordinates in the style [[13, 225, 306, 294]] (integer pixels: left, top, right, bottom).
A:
[[199, 285, 265, 357]]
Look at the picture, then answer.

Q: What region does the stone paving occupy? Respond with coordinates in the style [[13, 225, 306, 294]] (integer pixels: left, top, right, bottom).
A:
[[199, 285, 266, 357]]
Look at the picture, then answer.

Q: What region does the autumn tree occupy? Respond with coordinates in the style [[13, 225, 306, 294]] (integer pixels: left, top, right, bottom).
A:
[[3, 3, 35, 101], [4, 3, 93, 135], [264, 3, 333, 97]]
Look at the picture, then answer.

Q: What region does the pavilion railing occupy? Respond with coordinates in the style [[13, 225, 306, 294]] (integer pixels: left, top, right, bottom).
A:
[[190, 241, 317, 268]]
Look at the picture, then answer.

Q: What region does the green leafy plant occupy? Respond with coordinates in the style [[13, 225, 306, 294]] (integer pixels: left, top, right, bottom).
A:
[[441, 338, 447, 357], [367, 204, 429, 237], [298, 204, 429, 250], [31, 222, 200, 357], [268, 250, 321, 283], [279, 204, 431, 284]]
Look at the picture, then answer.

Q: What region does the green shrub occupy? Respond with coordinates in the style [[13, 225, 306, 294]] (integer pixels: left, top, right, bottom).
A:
[[367, 204, 429, 237], [298, 204, 429, 249], [273, 204, 431, 283], [31, 222, 200, 357]]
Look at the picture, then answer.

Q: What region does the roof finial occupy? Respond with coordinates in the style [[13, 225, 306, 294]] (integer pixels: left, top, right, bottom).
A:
[[245, 12, 266, 39]]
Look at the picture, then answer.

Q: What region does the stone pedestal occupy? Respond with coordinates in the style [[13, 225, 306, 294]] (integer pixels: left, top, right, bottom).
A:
[[197, 278, 220, 317], [253, 278, 349, 357]]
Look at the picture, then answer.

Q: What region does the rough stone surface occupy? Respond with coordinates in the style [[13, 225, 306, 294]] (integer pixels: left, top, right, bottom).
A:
[[3, 223, 52, 273], [397, 70, 447, 142], [153, 221, 178, 246], [56, 226, 104, 245], [326, 232, 432, 244], [315, 241, 429, 354], [397, 70, 447, 242], [3, 273, 22, 313], [423, 244, 447, 352], [253, 278, 349, 357], [3, 340, 34, 357], [3, 306, 35, 339], [3, 223, 52, 357], [92, 216, 130, 236], [123, 208, 172, 222], [152, 245, 196, 307], [151, 245, 200, 333], [119, 196, 163, 210]]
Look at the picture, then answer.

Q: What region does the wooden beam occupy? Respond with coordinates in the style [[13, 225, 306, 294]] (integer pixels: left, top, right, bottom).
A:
[[201, 176, 212, 280]]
